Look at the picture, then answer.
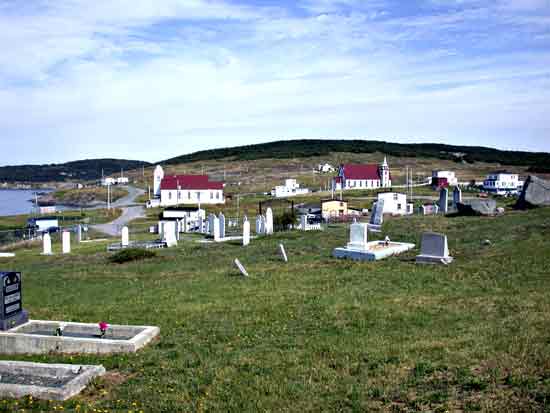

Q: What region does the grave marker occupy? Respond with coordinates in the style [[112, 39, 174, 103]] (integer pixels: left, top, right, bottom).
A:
[[62, 231, 71, 254], [439, 188, 449, 214], [121, 226, 129, 247], [213, 216, 221, 242], [453, 186, 462, 208], [279, 244, 288, 262], [265, 208, 274, 235], [347, 223, 368, 250], [234, 259, 249, 277], [416, 232, 454, 265], [42, 233, 52, 255], [243, 220, 250, 246], [77, 225, 82, 243], [219, 213, 226, 239], [0, 271, 29, 330], [255, 215, 262, 234]]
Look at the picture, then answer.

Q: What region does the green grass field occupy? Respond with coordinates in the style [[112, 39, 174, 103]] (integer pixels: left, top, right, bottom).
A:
[[1, 206, 550, 412]]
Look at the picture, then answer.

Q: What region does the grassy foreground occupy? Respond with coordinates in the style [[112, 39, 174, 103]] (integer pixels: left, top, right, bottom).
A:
[[1, 208, 550, 412]]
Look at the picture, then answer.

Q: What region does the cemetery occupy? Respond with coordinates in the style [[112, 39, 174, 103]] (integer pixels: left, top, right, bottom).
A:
[[0, 179, 549, 411]]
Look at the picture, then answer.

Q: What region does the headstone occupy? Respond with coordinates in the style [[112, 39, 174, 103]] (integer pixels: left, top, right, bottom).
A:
[[265, 208, 274, 235], [416, 232, 453, 265], [121, 226, 129, 247], [434, 204, 440, 214], [516, 175, 550, 209], [0, 271, 29, 330], [255, 215, 262, 234], [62, 231, 71, 254], [242, 220, 250, 246], [370, 200, 384, 226], [260, 215, 266, 234], [279, 243, 288, 262], [439, 188, 449, 214], [213, 216, 221, 242], [457, 199, 497, 216], [234, 259, 249, 277], [300, 215, 307, 230], [42, 233, 52, 255], [219, 213, 226, 239], [77, 225, 82, 243], [453, 186, 462, 208], [163, 221, 178, 247], [347, 223, 368, 250], [198, 216, 204, 233], [208, 214, 215, 235]]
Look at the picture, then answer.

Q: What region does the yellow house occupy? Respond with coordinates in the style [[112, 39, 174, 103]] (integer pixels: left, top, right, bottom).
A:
[[321, 199, 348, 219]]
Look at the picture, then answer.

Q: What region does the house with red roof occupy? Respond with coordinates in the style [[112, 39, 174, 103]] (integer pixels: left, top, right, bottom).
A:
[[151, 165, 225, 207], [333, 158, 391, 191]]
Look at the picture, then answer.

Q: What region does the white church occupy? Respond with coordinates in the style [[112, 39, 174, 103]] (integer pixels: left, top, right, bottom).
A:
[[148, 165, 225, 207], [332, 158, 392, 191]]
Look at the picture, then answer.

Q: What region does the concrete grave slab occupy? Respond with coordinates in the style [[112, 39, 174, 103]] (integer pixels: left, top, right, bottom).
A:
[[0, 320, 160, 355], [0, 361, 105, 401]]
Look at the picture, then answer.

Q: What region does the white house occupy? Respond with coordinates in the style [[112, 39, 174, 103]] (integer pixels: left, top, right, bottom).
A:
[[318, 163, 336, 173], [271, 179, 310, 198], [483, 171, 523, 195], [333, 158, 391, 191], [152, 165, 224, 207], [116, 176, 129, 185], [101, 177, 116, 186], [432, 170, 458, 186], [28, 217, 59, 233], [376, 192, 413, 216]]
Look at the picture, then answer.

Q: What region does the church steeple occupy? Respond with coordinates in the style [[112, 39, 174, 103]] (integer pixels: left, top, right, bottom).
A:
[[379, 156, 390, 187]]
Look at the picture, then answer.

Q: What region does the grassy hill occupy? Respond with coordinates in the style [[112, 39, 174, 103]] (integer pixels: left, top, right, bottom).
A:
[[162, 139, 550, 167], [0, 159, 151, 183]]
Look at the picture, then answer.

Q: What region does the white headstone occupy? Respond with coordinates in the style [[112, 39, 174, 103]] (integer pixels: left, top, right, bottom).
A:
[[347, 223, 368, 250], [182, 215, 188, 233], [234, 258, 249, 277], [62, 231, 71, 254], [300, 215, 307, 230], [243, 220, 250, 246], [260, 216, 266, 234], [77, 225, 82, 243], [42, 233, 52, 255], [198, 216, 204, 233], [121, 226, 129, 247], [208, 214, 215, 235], [163, 221, 178, 247], [213, 216, 221, 242], [439, 188, 449, 214], [279, 243, 288, 262], [265, 208, 274, 235], [219, 213, 226, 239]]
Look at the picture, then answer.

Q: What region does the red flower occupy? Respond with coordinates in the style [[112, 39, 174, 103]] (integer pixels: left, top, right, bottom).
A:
[[99, 321, 109, 331]]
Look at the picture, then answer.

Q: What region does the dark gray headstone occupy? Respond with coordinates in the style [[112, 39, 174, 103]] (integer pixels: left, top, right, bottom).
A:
[[416, 233, 453, 265], [0, 272, 29, 331], [516, 175, 550, 209], [439, 188, 449, 214], [370, 199, 384, 226], [453, 187, 462, 208]]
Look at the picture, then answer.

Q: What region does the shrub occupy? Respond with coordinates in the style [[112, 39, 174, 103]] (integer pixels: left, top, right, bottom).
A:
[[109, 248, 157, 264]]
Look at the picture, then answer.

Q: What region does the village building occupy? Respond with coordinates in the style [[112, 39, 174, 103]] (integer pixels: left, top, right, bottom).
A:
[[483, 171, 523, 195], [376, 192, 413, 216], [332, 158, 391, 191], [432, 170, 458, 188], [271, 179, 309, 198], [151, 165, 225, 207]]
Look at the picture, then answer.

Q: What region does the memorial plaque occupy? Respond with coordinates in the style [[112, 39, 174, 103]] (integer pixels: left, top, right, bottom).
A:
[[1, 271, 29, 331]]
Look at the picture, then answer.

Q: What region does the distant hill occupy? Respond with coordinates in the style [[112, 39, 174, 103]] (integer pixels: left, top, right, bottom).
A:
[[0, 159, 151, 183], [162, 139, 550, 167]]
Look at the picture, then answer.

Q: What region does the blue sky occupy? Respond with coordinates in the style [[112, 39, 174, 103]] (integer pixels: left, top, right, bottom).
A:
[[0, 0, 549, 165]]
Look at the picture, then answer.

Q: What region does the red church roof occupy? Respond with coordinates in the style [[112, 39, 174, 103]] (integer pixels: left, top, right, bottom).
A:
[[160, 175, 224, 190], [341, 164, 381, 180]]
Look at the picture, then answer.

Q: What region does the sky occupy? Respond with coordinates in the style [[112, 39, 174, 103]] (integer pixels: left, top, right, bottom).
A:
[[1, 0, 549, 166]]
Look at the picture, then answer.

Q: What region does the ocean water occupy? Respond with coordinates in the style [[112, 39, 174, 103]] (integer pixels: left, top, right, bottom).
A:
[[0, 189, 52, 216]]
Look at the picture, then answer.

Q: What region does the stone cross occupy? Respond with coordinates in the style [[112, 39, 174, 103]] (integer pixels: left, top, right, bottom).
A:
[[439, 188, 449, 214], [62, 231, 71, 254], [242, 220, 250, 246], [42, 233, 52, 255], [213, 216, 221, 242], [279, 243, 288, 262], [265, 208, 274, 235], [234, 258, 249, 277], [121, 226, 129, 247], [416, 232, 453, 265], [347, 223, 368, 250], [219, 213, 226, 239], [453, 186, 462, 209]]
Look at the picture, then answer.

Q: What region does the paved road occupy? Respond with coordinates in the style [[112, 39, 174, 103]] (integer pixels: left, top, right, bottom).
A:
[[91, 186, 146, 236]]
